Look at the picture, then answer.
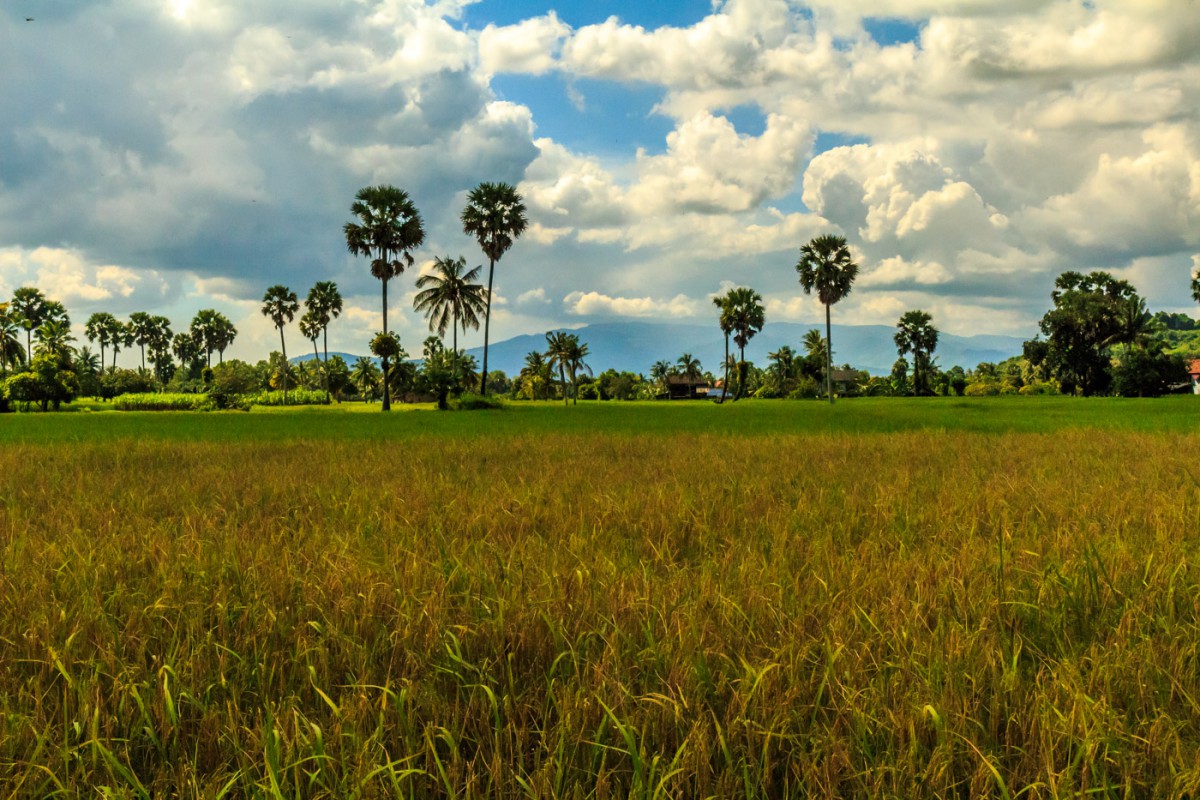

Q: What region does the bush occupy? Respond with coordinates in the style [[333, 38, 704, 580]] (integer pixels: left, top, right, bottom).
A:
[[787, 377, 820, 400], [247, 389, 330, 407], [1019, 381, 1060, 396], [113, 393, 216, 411], [101, 368, 156, 399], [963, 381, 1001, 396], [453, 392, 505, 411]]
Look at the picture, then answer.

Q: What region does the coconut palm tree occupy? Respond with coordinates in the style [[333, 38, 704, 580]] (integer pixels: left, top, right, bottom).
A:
[[345, 185, 425, 412], [564, 335, 592, 406], [34, 318, 75, 360], [544, 331, 570, 405], [713, 292, 735, 404], [350, 356, 382, 402], [676, 353, 703, 398], [796, 234, 859, 404], [461, 182, 527, 395], [299, 311, 323, 388], [768, 345, 798, 393], [520, 350, 553, 400], [305, 281, 342, 398], [0, 304, 26, 376], [11, 287, 47, 364], [726, 287, 765, 401], [413, 256, 486, 390], [261, 285, 299, 404], [75, 346, 101, 377], [650, 360, 672, 394], [894, 310, 939, 396]]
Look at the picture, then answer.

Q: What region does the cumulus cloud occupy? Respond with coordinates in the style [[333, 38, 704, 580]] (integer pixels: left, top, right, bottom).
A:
[[564, 290, 703, 318]]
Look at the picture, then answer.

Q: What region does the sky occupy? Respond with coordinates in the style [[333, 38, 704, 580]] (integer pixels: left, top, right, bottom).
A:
[[1, 0, 1199, 365]]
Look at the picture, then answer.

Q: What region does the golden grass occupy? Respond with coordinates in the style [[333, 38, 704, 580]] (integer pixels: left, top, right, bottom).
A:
[[2, 423, 1199, 797]]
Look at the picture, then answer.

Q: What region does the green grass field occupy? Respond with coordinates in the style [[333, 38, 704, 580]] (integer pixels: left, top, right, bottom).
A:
[[1, 398, 1198, 797]]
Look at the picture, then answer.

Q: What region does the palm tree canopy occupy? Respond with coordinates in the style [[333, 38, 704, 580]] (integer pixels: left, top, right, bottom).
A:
[[306, 281, 344, 327], [725, 287, 765, 350], [34, 318, 75, 358], [565, 336, 592, 377], [344, 186, 425, 282], [413, 256, 486, 338], [299, 311, 321, 342], [11, 286, 47, 331], [713, 294, 735, 335], [676, 353, 703, 381], [1192, 268, 1200, 305], [796, 234, 859, 307], [261, 285, 299, 328], [461, 182, 528, 263], [85, 312, 118, 347], [802, 329, 827, 358]]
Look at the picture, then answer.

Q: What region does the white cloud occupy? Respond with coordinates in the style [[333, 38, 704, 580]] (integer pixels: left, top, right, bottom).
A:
[[478, 13, 570, 76], [564, 290, 703, 318]]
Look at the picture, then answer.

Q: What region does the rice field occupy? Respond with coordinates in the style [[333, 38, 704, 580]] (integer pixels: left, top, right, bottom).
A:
[[1, 398, 1198, 797]]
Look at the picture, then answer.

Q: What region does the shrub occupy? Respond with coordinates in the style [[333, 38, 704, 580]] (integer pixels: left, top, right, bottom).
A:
[[963, 381, 1001, 396], [247, 389, 330, 407], [453, 392, 505, 411], [787, 377, 820, 400], [1019, 381, 1060, 396], [113, 393, 216, 411]]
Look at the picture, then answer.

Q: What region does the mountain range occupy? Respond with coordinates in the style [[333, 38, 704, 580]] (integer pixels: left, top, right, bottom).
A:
[[295, 321, 1026, 377]]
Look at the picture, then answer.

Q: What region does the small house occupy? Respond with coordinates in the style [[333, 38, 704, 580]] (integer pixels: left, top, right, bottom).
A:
[[1189, 359, 1200, 395], [662, 374, 711, 400]]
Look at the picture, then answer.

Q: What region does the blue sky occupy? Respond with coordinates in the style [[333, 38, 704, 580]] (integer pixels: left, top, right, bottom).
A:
[[1, 0, 1198, 363]]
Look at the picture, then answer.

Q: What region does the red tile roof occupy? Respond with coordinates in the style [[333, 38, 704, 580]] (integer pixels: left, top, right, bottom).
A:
[[1189, 359, 1200, 377]]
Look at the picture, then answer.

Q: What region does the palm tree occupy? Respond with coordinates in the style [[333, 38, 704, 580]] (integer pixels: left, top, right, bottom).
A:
[[349, 356, 380, 402], [261, 285, 299, 404], [75, 346, 101, 377], [1193, 267, 1200, 307], [172, 332, 201, 378], [726, 287, 765, 401], [34, 318, 75, 360], [520, 350, 553, 400], [676, 353, 702, 398], [545, 331, 571, 406], [127, 312, 157, 371], [564, 335, 592, 405], [145, 316, 173, 385], [11, 286, 47, 364], [461, 182, 527, 395], [345, 185, 425, 412], [85, 312, 118, 370], [305, 281, 343, 399], [796, 234, 859, 404], [0, 304, 26, 376], [300, 311, 322, 386], [894, 310, 939, 396], [768, 345, 798, 392], [108, 318, 132, 371], [713, 293, 735, 405], [650, 360, 672, 394], [413, 256, 485, 391]]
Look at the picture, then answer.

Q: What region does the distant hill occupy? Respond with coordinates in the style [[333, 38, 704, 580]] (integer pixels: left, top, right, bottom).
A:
[[293, 322, 1026, 376]]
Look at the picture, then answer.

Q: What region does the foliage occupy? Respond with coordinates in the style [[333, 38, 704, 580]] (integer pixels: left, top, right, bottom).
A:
[[4, 353, 79, 410], [113, 392, 217, 411], [452, 391, 505, 410], [796, 234, 859, 403], [247, 389, 331, 406], [100, 368, 156, 399], [1110, 345, 1187, 397], [894, 309, 939, 395]]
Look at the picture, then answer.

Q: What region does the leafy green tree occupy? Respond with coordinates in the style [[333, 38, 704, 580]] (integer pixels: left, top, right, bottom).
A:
[[461, 182, 527, 395], [1031, 271, 1143, 396], [345, 185, 425, 412], [894, 310, 939, 396], [725, 287, 765, 401], [6, 352, 78, 411], [564, 335, 592, 405], [414, 255, 486, 391], [796, 235, 859, 404], [261, 285, 299, 404], [10, 287, 47, 364]]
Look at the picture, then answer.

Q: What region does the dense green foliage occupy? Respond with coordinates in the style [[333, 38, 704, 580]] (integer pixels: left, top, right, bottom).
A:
[[1, 401, 1198, 797], [113, 392, 216, 411]]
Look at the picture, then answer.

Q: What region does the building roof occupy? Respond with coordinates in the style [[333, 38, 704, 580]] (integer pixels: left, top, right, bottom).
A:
[[666, 374, 710, 387], [1188, 359, 1200, 377]]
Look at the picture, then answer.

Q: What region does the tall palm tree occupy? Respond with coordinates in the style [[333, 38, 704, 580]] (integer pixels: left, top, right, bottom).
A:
[[768, 345, 798, 392], [894, 310, 939, 396], [300, 311, 322, 387], [796, 234, 859, 405], [145, 316, 173, 385], [520, 350, 552, 400], [85, 312, 118, 370], [713, 292, 735, 404], [76, 346, 101, 377], [0, 304, 26, 376], [726, 287, 765, 401], [261, 285, 299, 404], [461, 182, 527, 395], [545, 331, 571, 405], [676, 353, 703, 398], [1192, 268, 1200, 307], [345, 185, 425, 412], [305, 281, 343, 399], [564, 334, 592, 406], [350, 356, 382, 402], [413, 256, 486, 390], [11, 286, 47, 364], [34, 318, 75, 360], [172, 332, 201, 377], [107, 318, 132, 372], [127, 312, 157, 371]]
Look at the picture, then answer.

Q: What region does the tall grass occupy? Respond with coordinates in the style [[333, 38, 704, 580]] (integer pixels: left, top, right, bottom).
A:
[[0, 403, 1198, 796]]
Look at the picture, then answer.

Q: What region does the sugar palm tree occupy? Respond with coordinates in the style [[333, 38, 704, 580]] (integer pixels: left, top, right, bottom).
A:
[[713, 292, 735, 404], [726, 287, 765, 401], [11, 286, 47, 364], [108, 318, 132, 371], [305, 281, 342, 399], [461, 182, 527, 395], [85, 312, 118, 370], [413, 256, 486, 390], [300, 311, 323, 387], [796, 234, 859, 404], [894, 310, 939, 396], [127, 312, 157, 371], [172, 332, 201, 377], [1192, 267, 1200, 307], [261, 285, 299, 404], [676, 353, 702, 398], [345, 185, 425, 412]]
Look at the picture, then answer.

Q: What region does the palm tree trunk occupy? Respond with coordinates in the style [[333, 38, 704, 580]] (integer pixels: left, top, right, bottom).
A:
[[571, 368, 578, 405], [140, 345, 145, 372], [825, 302, 834, 405], [734, 342, 746, 402], [279, 325, 288, 405], [560, 365, 567, 406], [381, 275, 391, 412], [322, 325, 331, 402], [452, 314, 459, 392], [480, 257, 495, 395], [719, 333, 729, 405]]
